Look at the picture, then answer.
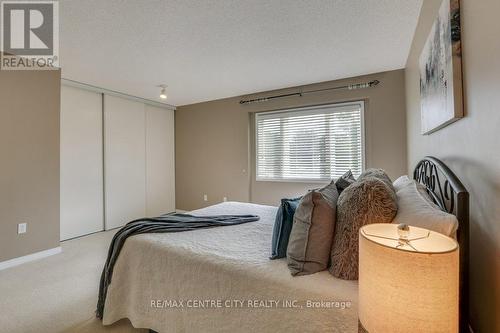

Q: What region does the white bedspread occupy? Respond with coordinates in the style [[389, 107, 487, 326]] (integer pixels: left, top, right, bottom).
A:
[[103, 202, 358, 332]]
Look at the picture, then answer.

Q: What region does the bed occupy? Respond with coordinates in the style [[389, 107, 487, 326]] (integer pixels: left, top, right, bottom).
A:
[[102, 157, 469, 333], [103, 201, 358, 332]]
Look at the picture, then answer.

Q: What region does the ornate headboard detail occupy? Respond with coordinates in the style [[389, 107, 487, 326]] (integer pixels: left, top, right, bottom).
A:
[[413, 156, 469, 333]]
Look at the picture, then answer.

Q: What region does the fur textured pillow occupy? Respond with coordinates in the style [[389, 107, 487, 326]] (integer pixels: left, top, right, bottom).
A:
[[358, 168, 394, 189], [329, 176, 398, 280]]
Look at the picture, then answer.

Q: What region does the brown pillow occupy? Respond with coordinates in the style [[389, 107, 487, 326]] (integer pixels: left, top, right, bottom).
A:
[[358, 168, 394, 189], [287, 181, 338, 276], [329, 177, 397, 280]]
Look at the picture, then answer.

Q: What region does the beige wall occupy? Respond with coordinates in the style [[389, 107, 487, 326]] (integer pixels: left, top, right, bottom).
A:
[[0, 68, 61, 262], [405, 1, 500, 331], [176, 69, 407, 209]]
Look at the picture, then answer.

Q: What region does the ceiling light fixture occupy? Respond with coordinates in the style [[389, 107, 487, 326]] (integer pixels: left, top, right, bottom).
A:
[[157, 84, 168, 100]]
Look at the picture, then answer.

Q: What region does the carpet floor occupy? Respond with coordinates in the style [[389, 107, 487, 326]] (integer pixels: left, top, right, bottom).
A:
[[0, 230, 147, 333]]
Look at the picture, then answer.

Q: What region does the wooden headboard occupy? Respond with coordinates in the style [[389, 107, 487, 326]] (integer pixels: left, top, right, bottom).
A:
[[413, 156, 469, 333]]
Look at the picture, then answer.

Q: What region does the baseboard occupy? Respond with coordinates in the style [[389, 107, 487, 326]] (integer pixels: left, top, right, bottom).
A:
[[0, 247, 62, 271]]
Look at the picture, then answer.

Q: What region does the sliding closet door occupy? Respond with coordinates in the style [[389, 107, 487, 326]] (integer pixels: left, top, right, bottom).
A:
[[145, 105, 175, 216], [60, 86, 104, 240], [104, 95, 146, 230]]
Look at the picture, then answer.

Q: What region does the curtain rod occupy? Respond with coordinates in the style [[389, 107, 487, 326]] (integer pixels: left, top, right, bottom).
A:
[[239, 79, 380, 105]]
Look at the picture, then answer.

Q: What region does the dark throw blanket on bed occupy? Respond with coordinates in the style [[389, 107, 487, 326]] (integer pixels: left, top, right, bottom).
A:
[[96, 213, 260, 319]]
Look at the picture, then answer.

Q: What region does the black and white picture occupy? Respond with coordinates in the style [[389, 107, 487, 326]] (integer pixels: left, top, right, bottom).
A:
[[419, 0, 463, 134]]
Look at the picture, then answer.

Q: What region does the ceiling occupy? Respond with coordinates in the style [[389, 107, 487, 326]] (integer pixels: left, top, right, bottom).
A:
[[59, 0, 423, 107]]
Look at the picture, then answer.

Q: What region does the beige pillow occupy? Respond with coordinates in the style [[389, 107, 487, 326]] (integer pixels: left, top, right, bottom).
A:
[[392, 180, 458, 236], [393, 175, 412, 192], [329, 176, 397, 280], [287, 181, 338, 276]]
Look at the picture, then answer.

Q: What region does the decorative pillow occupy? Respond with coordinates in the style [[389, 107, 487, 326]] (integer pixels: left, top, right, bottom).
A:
[[335, 170, 356, 194], [392, 180, 458, 236], [270, 196, 302, 259], [287, 181, 338, 276], [358, 168, 394, 189], [393, 175, 412, 192], [329, 177, 398, 280]]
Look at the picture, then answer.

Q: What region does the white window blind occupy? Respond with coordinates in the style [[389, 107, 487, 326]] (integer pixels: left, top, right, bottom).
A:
[[255, 102, 364, 182]]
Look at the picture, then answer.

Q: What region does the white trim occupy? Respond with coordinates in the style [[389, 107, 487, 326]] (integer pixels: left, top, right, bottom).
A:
[[0, 247, 62, 271], [360, 100, 366, 171], [61, 78, 176, 111]]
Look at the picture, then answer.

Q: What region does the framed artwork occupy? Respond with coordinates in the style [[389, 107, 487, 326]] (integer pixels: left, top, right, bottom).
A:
[[419, 0, 463, 135]]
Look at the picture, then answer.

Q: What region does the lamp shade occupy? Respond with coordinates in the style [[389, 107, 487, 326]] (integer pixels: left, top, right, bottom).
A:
[[359, 223, 459, 333]]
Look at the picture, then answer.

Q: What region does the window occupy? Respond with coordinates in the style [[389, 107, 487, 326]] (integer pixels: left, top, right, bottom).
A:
[[255, 102, 364, 182]]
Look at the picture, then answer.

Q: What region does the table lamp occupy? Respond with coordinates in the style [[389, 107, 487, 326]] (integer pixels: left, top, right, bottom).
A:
[[358, 223, 459, 333]]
